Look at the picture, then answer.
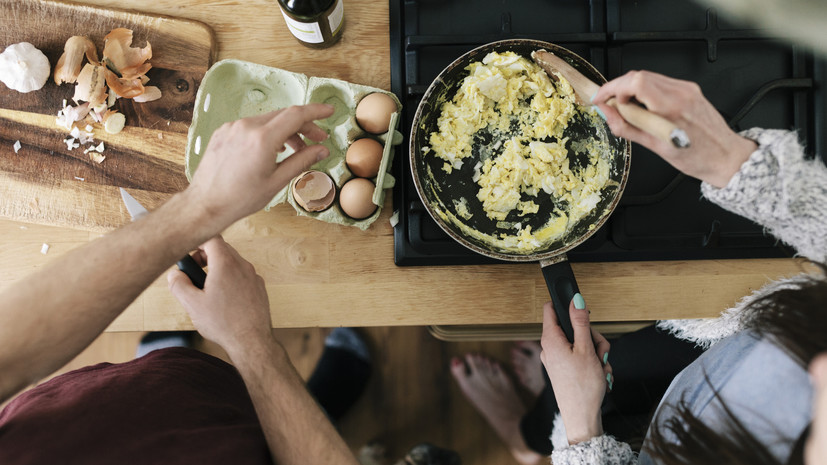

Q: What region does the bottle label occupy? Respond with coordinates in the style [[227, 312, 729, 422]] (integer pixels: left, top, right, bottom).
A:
[[328, 0, 344, 35], [281, 11, 324, 44]]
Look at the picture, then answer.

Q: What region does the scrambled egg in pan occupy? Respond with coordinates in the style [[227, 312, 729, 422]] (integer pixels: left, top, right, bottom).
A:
[[424, 51, 613, 253]]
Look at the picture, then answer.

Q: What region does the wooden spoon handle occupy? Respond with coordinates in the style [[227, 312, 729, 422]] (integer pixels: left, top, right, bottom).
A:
[[607, 98, 691, 148], [531, 50, 690, 148]]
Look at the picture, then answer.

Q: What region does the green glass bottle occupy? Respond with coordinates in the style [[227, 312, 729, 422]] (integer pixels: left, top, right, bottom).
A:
[[278, 0, 345, 49]]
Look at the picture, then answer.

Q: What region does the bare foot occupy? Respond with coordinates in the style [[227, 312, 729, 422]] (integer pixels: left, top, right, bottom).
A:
[[511, 341, 546, 399], [451, 354, 544, 465]]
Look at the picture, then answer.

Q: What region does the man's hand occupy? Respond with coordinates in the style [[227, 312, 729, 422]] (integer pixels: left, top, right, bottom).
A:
[[188, 104, 335, 228], [592, 71, 757, 189], [167, 237, 360, 465], [167, 236, 273, 356], [540, 297, 611, 445]]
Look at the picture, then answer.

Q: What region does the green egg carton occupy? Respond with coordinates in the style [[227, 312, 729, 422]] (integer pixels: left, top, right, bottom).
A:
[[185, 59, 404, 230]]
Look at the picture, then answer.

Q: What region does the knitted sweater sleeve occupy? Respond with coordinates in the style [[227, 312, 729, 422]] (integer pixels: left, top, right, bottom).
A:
[[550, 435, 637, 465], [701, 128, 827, 262], [549, 412, 637, 465]]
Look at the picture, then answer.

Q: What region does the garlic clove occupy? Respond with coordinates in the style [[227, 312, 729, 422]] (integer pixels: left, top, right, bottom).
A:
[[103, 111, 126, 134], [54, 36, 98, 85], [292, 171, 336, 212]]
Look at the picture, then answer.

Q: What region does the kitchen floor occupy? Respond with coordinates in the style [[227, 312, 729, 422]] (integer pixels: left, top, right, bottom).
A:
[[23, 327, 537, 465]]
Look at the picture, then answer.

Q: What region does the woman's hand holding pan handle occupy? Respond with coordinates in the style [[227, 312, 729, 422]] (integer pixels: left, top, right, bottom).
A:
[[592, 70, 757, 189], [541, 296, 612, 445]]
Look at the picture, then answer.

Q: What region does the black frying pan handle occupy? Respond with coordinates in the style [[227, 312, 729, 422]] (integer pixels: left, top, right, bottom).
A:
[[540, 255, 578, 343]]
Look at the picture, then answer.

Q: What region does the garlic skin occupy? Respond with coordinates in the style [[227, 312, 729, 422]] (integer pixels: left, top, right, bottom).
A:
[[0, 42, 51, 93]]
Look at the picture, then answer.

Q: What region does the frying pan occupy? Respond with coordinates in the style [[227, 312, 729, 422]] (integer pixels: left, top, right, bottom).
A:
[[409, 39, 631, 341]]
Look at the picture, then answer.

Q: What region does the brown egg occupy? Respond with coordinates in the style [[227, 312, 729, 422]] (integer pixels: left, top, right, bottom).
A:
[[292, 171, 336, 212], [346, 138, 384, 178], [338, 178, 377, 219], [355, 92, 397, 134]]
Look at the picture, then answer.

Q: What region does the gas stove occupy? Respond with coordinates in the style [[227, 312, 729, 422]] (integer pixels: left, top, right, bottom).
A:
[[390, 0, 825, 266]]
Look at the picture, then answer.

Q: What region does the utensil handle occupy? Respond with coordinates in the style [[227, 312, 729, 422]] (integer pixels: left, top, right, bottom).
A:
[[609, 99, 690, 148], [177, 254, 207, 290], [540, 255, 578, 343]]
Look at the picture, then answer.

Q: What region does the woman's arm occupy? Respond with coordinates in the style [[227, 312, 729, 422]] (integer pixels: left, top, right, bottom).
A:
[[700, 129, 827, 263], [540, 297, 636, 464], [593, 71, 827, 261]]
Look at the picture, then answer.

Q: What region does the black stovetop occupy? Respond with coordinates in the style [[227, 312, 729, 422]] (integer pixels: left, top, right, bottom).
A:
[[390, 0, 825, 266]]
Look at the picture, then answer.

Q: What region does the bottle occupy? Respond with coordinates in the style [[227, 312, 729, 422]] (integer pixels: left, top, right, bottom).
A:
[[277, 0, 345, 49]]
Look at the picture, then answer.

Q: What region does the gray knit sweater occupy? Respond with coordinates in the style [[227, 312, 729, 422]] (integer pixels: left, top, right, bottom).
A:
[[549, 128, 827, 465]]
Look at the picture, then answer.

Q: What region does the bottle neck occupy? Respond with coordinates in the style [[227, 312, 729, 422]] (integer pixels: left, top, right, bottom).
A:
[[279, 0, 335, 17]]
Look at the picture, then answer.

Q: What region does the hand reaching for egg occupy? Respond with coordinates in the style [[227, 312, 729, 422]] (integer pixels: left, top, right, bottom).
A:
[[186, 103, 335, 231]]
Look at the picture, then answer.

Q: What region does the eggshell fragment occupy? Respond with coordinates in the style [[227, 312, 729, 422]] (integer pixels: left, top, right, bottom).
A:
[[292, 171, 336, 212], [346, 138, 384, 178], [339, 178, 377, 219], [355, 92, 397, 134]]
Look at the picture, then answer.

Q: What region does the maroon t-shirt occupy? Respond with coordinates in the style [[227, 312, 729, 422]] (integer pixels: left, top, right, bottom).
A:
[[0, 348, 272, 464]]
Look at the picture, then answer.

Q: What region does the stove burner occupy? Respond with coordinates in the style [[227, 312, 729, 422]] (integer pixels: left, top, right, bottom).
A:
[[391, 0, 822, 266]]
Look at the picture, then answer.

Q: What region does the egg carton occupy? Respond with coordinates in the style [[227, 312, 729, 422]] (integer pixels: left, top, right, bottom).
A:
[[185, 59, 403, 230]]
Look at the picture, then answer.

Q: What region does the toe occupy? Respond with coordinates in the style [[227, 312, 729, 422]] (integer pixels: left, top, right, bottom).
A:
[[466, 353, 481, 373], [450, 356, 468, 380]]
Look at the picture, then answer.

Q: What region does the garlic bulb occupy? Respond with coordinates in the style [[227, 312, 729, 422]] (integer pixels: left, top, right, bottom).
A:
[[0, 42, 50, 93]]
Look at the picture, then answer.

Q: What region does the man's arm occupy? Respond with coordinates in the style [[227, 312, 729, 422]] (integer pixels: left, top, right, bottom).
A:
[[0, 104, 334, 403], [232, 339, 359, 465], [167, 237, 359, 464]]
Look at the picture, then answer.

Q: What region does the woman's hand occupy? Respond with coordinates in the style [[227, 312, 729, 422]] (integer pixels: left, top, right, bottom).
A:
[[592, 70, 757, 188], [540, 295, 612, 445]]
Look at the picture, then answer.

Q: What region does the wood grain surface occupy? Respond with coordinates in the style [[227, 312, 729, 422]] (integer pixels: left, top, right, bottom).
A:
[[0, 0, 808, 331], [0, 0, 215, 231]]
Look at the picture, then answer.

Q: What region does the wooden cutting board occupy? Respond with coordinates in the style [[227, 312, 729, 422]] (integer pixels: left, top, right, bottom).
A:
[[0, 0, 216, 232]]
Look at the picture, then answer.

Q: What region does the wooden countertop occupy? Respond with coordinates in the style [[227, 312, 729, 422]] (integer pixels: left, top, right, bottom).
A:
[[0, 0, 807, 331]]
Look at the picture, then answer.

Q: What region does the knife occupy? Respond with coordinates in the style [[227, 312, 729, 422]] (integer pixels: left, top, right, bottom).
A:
[[531, 49, 691, 149], [119, 188, 207, 289]]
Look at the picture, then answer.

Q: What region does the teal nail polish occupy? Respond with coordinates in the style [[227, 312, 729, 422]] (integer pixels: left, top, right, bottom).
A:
[[573, 293, 586, 310], [603, 352, 609, 365], [607, 373, 613, 390]]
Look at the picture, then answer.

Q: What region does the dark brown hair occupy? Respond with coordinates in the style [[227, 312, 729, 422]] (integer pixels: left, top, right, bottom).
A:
[[643, 264, 827, 465]]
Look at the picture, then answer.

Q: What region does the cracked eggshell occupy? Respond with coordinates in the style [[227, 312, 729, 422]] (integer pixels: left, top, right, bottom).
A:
[[292, 171, 336, 212]]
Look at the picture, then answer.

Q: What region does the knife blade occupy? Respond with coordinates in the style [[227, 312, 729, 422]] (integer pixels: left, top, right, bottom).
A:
[[119, 188, 207, 290]]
